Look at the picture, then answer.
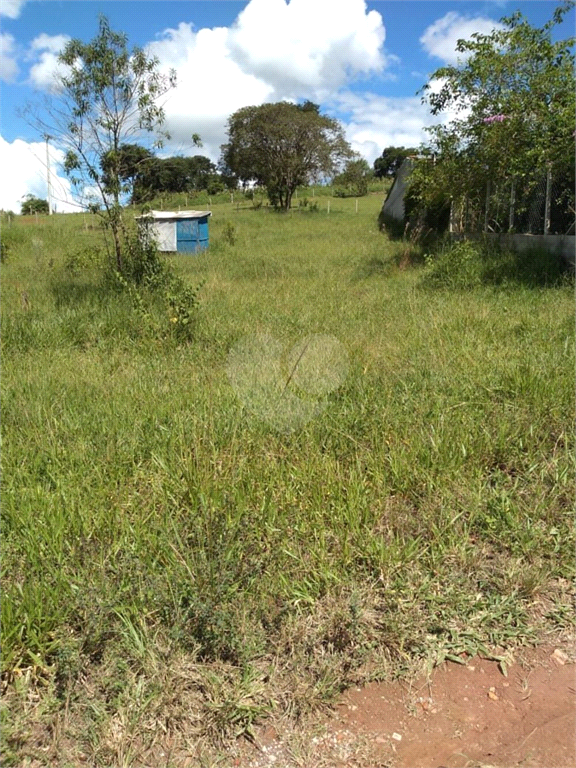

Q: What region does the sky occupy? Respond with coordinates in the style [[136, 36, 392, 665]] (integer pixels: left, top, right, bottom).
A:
[[0, 0, 573, 212]]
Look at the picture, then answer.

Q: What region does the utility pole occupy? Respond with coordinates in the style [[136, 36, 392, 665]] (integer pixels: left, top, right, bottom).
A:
[[45, 135, 53, 215]]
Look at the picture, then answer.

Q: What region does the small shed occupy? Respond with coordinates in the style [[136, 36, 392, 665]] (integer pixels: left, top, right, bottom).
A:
[[135, 210, 212, 253]]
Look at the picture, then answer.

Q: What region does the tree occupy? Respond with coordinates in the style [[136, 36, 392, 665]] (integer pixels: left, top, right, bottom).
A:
[[413, 2, 575, 227], [373, 147, 417, 178], [128, 154, 219, 202], [21, 195, 49, 215], [333, 158, 372, 197], [220, 102, 353, 210], [100, 143, 154, 202], [23, 15, 178, 271]]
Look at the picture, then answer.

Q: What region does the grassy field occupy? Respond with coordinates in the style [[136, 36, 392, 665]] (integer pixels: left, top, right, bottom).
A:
[[1, 192, 574, 766]]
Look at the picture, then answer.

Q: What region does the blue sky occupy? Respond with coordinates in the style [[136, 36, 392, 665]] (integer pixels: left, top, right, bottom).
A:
[[0, 0, 573, 212]]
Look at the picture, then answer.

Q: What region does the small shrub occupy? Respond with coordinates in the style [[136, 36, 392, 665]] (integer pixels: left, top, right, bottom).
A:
[[64, 245, 106, 275], [423, 239, 485, 289], [222, 221, 237, 246], [166, 280, 204, 340], [119, 230, 169, 289], [422, 238, 570, 289]]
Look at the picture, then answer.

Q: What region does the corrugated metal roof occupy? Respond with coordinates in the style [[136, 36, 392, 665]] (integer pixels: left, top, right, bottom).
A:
[[135, 210, 212, 220]]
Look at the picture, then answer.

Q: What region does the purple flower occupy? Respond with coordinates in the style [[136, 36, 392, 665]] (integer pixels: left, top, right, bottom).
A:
[[483, 114, 508, 124]]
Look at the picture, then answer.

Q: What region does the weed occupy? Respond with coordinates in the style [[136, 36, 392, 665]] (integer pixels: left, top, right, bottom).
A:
[[1, 193, 573, 765], [222, 220, 237, 246]]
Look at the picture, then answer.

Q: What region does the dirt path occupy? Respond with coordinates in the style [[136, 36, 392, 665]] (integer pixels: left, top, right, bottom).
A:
[[244, 646, 575, 768]]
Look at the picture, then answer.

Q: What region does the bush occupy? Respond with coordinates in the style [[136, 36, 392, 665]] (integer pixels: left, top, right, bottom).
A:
[[423, 239, 485, 288], [21, 195, 49, 215], [222, 221, 237, 246], [64, 245, 106, 275], [422, 238, 570, 289], [0, 226, 27, 262]]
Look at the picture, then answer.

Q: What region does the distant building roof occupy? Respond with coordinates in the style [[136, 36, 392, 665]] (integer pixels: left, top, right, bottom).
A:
[[135, 210, 212, 220]]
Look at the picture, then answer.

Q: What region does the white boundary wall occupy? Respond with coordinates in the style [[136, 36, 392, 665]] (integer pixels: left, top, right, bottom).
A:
[[451, 232, 575, 267]]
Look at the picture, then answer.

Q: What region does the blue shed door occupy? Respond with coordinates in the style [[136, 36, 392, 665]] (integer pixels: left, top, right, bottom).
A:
[[197, 217, 209, 250], [176, 219, 199, 252], [176, 217, 209, 253]]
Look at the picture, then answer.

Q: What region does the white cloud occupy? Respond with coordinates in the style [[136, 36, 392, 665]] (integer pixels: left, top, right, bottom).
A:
[[330, 91, 444, 164], [28, 33, 71, 91], [147, 22, 274, 160], [227, 0, 386, 100], [147, 0, 390, 160], [420, 11, 502, 66], [0, 0, 26, 19], [0, 32, 18, 82], [0, 136, 78, 213]]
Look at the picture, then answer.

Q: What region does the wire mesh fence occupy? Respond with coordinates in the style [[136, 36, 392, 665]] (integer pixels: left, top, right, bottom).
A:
[[450, 168, 575, 236]]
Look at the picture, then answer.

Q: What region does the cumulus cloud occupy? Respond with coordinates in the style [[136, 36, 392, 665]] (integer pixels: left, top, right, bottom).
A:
[[330, 91, 445, 164], [227, 0, 386, 100], [0, 0, 26, 19], [147, 0, 389, 160], [28, 33, 71, 91], [1, 32, 18, 82], [0, 136, 78, 213], [147, 22, 274, 160], [420, 11, 502, 66]]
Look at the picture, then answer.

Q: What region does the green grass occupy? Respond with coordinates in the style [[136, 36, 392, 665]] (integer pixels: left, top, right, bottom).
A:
[[1, 195, 574, 766]]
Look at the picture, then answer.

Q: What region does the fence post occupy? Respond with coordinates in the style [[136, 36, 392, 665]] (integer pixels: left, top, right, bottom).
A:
[[484, 181, 490, 233], [327, 200, 330, 214], [355, 198, 358, 213], [509, 180, 515, 232], [544, 165, 552, 235]]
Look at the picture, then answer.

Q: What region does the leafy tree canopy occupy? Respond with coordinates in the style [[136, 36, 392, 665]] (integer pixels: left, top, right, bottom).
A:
[[373, 147, 417, 178], [415, 1, 575, 211], [333, 158, 372, 197], [22, 15, 180, 271], [220, 101, 353, 209], [21, 195, 49, 215]]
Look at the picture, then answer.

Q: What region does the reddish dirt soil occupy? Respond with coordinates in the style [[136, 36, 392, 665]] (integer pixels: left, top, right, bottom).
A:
[[336, 647, 575, 768], [244, 646, 575, 768]]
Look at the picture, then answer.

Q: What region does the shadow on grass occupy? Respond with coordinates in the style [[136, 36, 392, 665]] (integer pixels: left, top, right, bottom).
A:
[[50, 277, 109, 309]]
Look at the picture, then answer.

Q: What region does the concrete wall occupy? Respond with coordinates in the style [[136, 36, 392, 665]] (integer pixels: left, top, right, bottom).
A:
[[381, 158, 414, 221], [451, 232, 575, 267]]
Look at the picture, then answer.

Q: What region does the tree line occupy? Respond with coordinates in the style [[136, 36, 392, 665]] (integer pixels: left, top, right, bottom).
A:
[[100, 145, 237, 204], [22, 5, 573, 246]]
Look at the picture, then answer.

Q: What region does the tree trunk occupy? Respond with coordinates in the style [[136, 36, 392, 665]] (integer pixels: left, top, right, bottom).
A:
[[285, 189, 293, 210], [112, 223, 123, 272]]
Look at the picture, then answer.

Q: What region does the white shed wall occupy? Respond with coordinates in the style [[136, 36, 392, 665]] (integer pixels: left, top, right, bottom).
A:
[[152, 221, 177, 252]]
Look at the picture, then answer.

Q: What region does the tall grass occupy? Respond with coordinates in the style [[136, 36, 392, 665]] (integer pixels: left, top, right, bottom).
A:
[[1, 197, 574, 766]]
